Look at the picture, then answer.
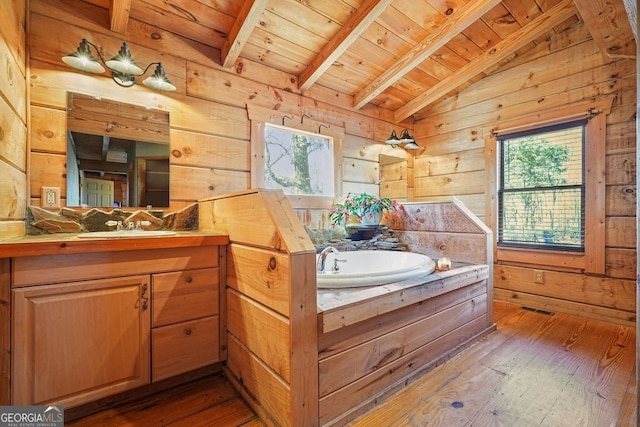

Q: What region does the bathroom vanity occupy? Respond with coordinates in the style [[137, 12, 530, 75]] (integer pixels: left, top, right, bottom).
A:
[[0, 231, 228, 408]]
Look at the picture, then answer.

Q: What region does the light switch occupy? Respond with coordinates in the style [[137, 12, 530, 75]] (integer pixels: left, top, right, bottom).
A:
[[42, 186, 61, 208]]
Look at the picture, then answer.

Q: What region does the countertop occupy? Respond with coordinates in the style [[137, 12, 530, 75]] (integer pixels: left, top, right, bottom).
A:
[[0, 231, 230, 258], [317, 263, 490, 333]]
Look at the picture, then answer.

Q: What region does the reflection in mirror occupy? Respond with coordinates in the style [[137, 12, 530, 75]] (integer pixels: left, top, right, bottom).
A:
[[66, 93, 170, 208], [379, 154, 409, 201]]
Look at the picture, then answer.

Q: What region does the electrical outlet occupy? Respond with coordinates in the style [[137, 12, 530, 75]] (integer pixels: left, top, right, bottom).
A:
[[42, 186, 61, 208], [534, 270, 544, 284]]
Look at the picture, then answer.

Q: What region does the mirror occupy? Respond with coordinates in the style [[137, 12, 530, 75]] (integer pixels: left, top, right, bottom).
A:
[[66, 92, 170, 207], [379, 154, 409, 201]]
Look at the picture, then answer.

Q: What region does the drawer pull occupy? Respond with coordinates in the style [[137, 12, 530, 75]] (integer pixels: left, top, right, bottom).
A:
[[185, 276, 193, 283], [141, 284, 149, 310], [185, 328, 192, 336]]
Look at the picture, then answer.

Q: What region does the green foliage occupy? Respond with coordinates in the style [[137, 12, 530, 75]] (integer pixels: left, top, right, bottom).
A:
[[503, 136, 569, 188], [501, 131, 582, 247], [329, 193, 398, 226]]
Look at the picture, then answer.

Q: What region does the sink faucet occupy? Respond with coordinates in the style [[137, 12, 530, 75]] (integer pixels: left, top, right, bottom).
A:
[[317, 246, 340, 273]]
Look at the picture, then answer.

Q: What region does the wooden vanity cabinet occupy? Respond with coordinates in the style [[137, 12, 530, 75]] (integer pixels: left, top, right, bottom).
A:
[[10, 245, 222, 408]]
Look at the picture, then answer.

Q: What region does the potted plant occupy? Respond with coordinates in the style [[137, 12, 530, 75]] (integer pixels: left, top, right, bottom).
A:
[[329, 193, 398, 227]]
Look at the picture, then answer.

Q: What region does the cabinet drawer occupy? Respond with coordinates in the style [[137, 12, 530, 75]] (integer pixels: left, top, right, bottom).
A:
[[152, 268, 219, 327], [13, 246, 219, 287], [152, 316, 220, 382]]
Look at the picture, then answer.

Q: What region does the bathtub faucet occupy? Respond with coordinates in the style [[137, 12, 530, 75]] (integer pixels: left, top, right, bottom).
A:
[[317, 246, 340, 273]]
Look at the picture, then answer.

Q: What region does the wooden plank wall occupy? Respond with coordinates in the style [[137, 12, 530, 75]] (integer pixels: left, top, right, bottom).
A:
[[26, 0, 410, 221], [0, 0, 26, 405], [198, 189, 318, 427], [0, 0, 27, 239], [414, 21, 636, 326]]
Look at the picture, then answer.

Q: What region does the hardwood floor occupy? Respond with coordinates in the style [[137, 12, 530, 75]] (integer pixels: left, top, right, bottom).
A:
[[349, 301, 637, 427], [67, 302, 636, 426]]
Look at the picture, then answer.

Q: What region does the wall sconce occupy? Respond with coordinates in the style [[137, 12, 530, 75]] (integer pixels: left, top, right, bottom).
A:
[[62, 39, 176, 92], [385, 129, 420, 150]]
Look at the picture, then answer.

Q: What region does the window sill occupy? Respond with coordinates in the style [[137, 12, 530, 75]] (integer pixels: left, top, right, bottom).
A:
[[496, 246, 585, 271]]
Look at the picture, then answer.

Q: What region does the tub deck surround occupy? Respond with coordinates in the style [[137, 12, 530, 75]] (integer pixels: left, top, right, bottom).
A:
[[317, 263, 488, 332], [196, 190, 494, 426], [316, 264, 492, 426]]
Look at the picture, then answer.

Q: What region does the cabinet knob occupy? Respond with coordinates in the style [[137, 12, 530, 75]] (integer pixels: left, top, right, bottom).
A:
[[185, 328, 192, 336], [185, 276, 193, 283]]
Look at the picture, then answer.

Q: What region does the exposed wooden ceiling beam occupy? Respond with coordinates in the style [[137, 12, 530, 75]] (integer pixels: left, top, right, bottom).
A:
[[109, 0, 131, 34], [222, 0, 269, 68], [353, 0, 503, 110], [573, 0, 636, 58], [298, 0, 393, 93], [394, 0, 577, 122]]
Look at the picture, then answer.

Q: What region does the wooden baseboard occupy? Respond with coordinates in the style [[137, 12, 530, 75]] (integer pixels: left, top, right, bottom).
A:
[[64, 363, 223, 422], [494, 288, 636, 327]]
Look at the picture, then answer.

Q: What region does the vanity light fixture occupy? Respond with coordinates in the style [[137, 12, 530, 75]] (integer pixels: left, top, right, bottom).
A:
[[62, 38, 176, 92], [385, 128, 419, 150]]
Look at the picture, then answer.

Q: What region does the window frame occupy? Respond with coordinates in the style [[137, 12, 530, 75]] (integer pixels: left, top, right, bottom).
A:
[[497, 119, 587, 252], [248, 105, 343, 209], [488, 99, 612, 274]]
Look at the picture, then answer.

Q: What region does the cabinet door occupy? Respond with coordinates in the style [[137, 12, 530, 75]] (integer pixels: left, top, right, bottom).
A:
[[12, 275, 151, 408]]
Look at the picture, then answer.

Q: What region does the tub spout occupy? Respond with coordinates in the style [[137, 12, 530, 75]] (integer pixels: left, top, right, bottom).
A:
[[317, 246, 340, 273]]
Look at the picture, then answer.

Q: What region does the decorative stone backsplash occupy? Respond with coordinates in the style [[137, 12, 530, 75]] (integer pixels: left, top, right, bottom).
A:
[[27, 204, 199, 235], [310, 225, 408, 253]]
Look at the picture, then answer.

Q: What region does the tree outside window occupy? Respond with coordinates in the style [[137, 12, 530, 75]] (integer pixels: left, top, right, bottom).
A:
[[264, 123, 334, 197]]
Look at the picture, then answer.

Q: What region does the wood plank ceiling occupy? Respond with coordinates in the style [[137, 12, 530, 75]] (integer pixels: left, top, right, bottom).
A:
[[80, 0, 636, 122]]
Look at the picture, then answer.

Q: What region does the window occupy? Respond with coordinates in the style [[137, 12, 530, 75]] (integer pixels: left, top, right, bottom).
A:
[[263, 123, 334, 197], [247, 105, 344, 209], [498, 120, 586, 252]]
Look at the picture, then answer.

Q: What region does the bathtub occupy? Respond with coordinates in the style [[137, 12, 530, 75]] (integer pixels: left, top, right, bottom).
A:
[[316, 250, 435, 288]]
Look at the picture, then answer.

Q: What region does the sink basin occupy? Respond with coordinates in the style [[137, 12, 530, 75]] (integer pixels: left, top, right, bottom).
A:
[[77, 230, 177, 239]]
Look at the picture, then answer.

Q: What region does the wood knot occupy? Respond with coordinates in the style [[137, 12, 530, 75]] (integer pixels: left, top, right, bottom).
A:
[[268, 257, 277, 270]]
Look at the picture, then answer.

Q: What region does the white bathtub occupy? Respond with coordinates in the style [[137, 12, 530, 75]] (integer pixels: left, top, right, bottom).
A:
[[316, 250, 436, 288]]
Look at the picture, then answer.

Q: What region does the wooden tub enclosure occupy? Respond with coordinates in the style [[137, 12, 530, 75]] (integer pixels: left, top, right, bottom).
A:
[[200, 190, 494, 426]]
